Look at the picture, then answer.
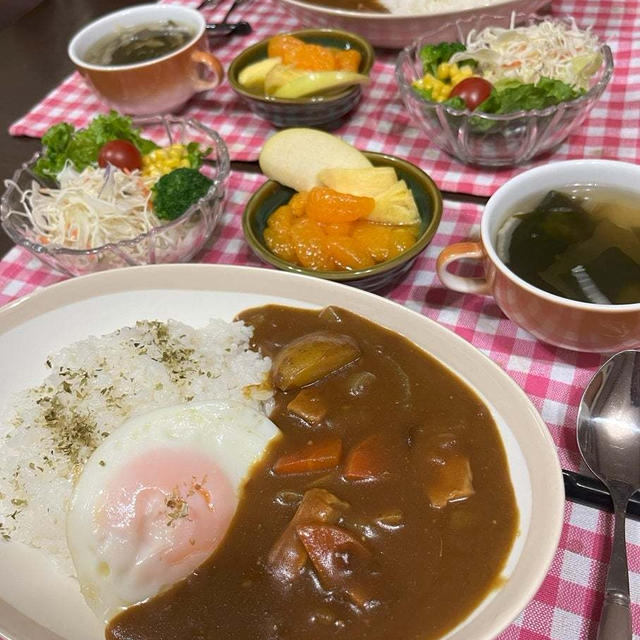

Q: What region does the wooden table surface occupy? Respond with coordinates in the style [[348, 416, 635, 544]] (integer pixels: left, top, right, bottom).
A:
[[0, 0, 148, 255]]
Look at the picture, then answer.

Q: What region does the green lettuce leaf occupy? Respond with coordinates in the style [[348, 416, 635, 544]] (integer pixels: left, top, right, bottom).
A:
[[477, 77, 583, 115], [33, 111, 158, 179], [33, 123, 75, 180], [442, 95, 466, 110], [412, 86, 436, 101]]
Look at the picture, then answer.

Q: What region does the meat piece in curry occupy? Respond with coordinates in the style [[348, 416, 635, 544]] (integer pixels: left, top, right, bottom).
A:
[[107, 305, 518, 640]]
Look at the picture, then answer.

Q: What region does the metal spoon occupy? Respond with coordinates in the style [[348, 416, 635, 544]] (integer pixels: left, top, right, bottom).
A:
[[577, 350, 640, 639]]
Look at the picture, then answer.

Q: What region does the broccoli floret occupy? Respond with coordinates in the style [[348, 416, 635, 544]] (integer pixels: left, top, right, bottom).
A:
[[419, 42, 469, 76], [151, 168, 213, 221]]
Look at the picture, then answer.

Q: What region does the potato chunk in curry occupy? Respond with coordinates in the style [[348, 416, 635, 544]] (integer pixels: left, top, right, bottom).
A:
[[272, 331, 361, 390]]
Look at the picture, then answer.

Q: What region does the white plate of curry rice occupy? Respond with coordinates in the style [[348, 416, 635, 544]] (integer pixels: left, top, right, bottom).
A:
[[277, 0, 551, 49], [0, 264, 563, 640]]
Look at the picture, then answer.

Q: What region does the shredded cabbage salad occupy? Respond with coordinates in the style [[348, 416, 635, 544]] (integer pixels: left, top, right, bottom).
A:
[[5, 112, 214, 251], [450, 17, 603, 90], [7, 164, 161, 250]]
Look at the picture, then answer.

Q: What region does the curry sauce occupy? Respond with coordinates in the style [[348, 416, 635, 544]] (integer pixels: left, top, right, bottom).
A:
[[108, 306, 518, 640]]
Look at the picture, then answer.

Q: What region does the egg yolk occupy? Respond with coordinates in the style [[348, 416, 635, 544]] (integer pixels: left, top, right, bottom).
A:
[[95, 447, 236, 597]]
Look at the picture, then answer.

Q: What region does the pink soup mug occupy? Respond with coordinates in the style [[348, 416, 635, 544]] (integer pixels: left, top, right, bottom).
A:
[[436, 160, 640, 353], [68, 4, 223, 116]]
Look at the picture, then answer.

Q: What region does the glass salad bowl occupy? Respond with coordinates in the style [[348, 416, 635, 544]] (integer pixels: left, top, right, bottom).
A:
[[0, 116, 230, 277], [395, 14, 614, 167]]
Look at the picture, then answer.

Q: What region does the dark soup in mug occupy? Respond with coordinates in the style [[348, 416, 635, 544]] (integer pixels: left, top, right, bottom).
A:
[[496, 186, 640, 305], [84, 20, 195, 66]]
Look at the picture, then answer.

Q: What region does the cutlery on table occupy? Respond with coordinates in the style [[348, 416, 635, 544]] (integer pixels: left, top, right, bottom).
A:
[[205, 0, 252, 37], [563, 469, 640, 520], [196, 0, 220, 10], [577, 350, 640, 639]]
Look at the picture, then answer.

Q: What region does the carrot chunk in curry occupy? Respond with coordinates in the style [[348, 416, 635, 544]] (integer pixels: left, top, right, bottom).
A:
[[343, 433, 392, 481], [267, 488, 349, 582], [297, 523, 372, 608], [273, 437, 343, 475]]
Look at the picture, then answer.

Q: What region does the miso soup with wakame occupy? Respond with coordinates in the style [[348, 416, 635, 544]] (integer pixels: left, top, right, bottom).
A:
[[84, 21, 195, 66], [496, 186, 640, 305]]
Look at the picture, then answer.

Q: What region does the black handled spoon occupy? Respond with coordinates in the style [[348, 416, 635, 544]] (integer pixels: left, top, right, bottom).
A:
[[205, 0, 253, 37]]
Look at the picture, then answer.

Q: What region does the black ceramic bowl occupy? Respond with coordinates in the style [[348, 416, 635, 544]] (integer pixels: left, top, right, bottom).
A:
[[228, 28, 374, 129], [243, 151, 442, 292]]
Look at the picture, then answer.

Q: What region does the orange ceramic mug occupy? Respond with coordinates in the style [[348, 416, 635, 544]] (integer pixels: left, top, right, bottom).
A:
[[436, 160, 640, 353], [68, 4, 223, 116]]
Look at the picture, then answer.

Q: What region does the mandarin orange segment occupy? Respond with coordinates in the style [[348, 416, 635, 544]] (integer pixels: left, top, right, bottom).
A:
[[267, 34, 305, 61], [291, 216, 325, 236], [267, 204, 293, 230], [321, 221, 355, 237], [388, 226, 420, 258], [334, 49, 362, 72], [289, 191, 309, 217], [291, 218, 335, 271], [327, 236, 375, 270], [352, 222, 395, 262], [295, 235, 335, 271], [263, 188, 417, 273], [290, 43, 337, 71], [306, 187, 375, 224], [264, 226, 296, 263]]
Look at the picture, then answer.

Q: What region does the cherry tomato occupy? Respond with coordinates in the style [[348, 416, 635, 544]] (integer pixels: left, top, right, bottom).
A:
[[98, 139, 142, 171], [450, 77, 493, 111]]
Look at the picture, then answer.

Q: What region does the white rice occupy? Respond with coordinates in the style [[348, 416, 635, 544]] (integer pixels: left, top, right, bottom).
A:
[[0, 318, 272, 576], [380, 0, 509, 15]]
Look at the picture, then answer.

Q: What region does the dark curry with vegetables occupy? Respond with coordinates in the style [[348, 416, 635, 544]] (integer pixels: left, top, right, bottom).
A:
[[108, 305, 518, 640]]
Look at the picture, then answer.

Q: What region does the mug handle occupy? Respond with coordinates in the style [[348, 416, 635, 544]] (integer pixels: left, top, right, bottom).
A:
[[436, 241, 491, 295], [190, 50, 224, 92]]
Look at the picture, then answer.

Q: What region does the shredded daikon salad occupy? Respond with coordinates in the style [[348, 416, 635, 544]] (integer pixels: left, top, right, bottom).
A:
[[450, 17, 603, 90], [6, 164, 162, 250]]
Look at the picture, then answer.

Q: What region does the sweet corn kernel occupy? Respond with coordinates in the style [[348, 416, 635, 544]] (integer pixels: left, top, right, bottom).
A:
[[413, 63, 479, 102], [451, 66, 474, 87], [142, 144, 192, 178], [436, 62, 451, 80]]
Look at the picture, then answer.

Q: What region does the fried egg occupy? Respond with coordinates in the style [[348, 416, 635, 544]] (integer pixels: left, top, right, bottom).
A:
[[66, 400, 280, 624]]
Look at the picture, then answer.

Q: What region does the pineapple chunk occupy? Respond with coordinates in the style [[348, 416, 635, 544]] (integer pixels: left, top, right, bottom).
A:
[[238, 57, 282, 92], [367, 180, 421, 225], [264, 64, 307, 95], [318, 167, 398, 197], [273, 71, 369, 99]]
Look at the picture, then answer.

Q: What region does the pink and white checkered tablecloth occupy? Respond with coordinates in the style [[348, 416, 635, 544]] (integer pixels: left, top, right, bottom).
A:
[[8, 0, 640, 197], [3, 0, 640, 638], [0, 171, 638, 639]]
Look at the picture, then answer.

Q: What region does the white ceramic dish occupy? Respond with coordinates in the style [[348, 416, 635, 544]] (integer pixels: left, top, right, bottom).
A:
[[0, 264, 563, 640], [277, 0, 551, 49]]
